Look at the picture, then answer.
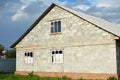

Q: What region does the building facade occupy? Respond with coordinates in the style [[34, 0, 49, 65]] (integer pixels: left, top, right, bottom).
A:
[[11, 3, 120, 79]]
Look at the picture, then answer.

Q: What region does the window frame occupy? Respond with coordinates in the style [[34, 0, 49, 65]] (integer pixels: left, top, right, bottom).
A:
[[24, 52, 33, 64], [50, 20, 62, 34], [50, 49, 63, 64]]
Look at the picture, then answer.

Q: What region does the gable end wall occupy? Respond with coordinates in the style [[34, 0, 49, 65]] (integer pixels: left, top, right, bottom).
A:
[[15, 6, 117, 76]]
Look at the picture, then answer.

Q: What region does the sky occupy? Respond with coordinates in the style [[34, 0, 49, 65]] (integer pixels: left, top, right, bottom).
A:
[[0, 0, 120, 49]]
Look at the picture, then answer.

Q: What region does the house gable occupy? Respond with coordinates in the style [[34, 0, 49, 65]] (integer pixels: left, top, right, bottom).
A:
[[11, 3, 120, 48], [13, 5, 116, 49]]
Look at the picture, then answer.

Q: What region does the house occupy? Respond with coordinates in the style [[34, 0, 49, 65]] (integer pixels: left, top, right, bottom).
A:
[[11, 3, 120, 79]]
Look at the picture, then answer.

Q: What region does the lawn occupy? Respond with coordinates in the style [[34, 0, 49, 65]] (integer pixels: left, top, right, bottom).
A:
[[0, 73, 117, 80], [0, 73, 75, 80]]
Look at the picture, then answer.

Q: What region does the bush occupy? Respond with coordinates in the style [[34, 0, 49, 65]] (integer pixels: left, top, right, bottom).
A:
[[107, 76, 117, 80], [6, 49, 16, 58], [78, 77, 89, 80], [61, 76, 71, 80]]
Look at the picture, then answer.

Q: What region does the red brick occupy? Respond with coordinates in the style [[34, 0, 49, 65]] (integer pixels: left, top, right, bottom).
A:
[[15, 71, 118, 80]]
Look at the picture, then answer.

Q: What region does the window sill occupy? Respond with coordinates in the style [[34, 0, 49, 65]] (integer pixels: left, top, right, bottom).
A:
[[50, 32, 62, 35]]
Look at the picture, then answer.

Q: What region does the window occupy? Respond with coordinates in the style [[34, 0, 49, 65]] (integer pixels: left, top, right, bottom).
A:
[[24, 52, 33, 63], [51, 21, 61, 33], [51, 50, 63, 63]]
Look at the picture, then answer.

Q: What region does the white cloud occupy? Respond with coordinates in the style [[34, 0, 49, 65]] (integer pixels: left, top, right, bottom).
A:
[[11, 5, 29, 21], [5, 3, 21, 13], [62, 0, 120, 24], [38, 0, 58, 5], [11, 0, 39, 22], [12, 11, 29, 22], [85, 0, 120, 24], [10, 0, 120, 24], [96, 3, 111, 8], [72, 5, 90, 11], [96, 0, 120, 8], [96, 0, 113, 8], [20, 0, 41, 6], [11, 0, 65, 22]]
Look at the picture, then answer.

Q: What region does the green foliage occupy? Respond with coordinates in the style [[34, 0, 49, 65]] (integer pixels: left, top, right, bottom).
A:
[[0, 74, 119, 80], [0, 44, 4, 51], [0, 73, 73, 80], [61, 76, 72, 80], [6, 49, 16, 58], [107, 76, 117, 80], [78, 77, 88, 80], [0, 43, 16, 58], [28, 71, 34, 78]]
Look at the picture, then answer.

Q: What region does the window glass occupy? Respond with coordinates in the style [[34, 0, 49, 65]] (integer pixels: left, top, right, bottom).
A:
[[52, 51, 54, 54], [51, 22, 54, 33], [58, 21, 61, 32], [54, 21, 58, 32], [59, 50, 62, 54], [51, 21, 61, 33], [25, 53, 27, 56], [30, 52, 33, 57], [56, 51, 58, 54]]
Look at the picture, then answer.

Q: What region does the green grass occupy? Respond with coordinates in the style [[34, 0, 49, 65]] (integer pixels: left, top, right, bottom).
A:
[[0, 73, 118, 80], [0, 73, 74, 80]]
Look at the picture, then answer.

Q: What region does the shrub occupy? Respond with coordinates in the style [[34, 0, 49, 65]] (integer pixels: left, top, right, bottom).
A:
[[78, 77, 89, 80], [61, 76, 71, 80], [107, 76, 117, 80], [28, 71, 34, 78]]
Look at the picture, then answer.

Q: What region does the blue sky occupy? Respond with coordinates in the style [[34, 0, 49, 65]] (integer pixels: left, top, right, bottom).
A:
[[0, 0, 120, 48]]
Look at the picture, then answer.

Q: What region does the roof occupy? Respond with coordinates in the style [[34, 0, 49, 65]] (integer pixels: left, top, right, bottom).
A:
[[10, 3, 120, 48]]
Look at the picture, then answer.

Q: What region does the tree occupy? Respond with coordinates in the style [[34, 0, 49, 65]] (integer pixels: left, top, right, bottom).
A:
[[0, 44, 5, 56], [6, 49, 16, 58], [0, 44, 16, 58], [0, 44, 4, 51]]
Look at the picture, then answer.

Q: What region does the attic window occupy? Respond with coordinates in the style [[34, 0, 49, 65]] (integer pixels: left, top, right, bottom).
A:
[[51, 21, 61, 33]]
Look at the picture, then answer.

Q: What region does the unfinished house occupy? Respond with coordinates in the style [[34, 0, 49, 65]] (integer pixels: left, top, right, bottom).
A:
[[11, 3, 120, 79]]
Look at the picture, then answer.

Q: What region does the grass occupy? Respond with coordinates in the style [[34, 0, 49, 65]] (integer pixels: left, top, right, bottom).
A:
[[0, 73, 75, 80], [0, 73, 118, 80]]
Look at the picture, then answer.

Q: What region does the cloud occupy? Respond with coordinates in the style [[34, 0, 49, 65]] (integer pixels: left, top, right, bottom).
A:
[[11, 0, 68, 22], [72, 5, 90, 11], [38, 0, 60, 5], [12, 11, 29, 22], [63, 0, 94, 12], [20, 0, 39, 4], [3, 0, 120, 24], [84, 0, 120, 24], [11, 5, 29, 21], [96, 0, 120, 8], [62, 0, 120, 24], [11, 0, 41, 21]]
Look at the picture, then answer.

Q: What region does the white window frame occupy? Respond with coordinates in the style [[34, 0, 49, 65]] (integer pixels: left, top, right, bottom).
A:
[[51, 49, 63, 63], [24, 52, 33, 64]]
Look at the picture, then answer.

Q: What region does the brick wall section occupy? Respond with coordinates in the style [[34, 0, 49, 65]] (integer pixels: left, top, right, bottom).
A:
[[15, 71, 118, 80]]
